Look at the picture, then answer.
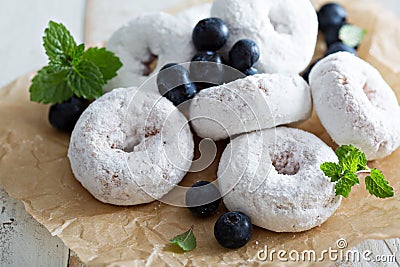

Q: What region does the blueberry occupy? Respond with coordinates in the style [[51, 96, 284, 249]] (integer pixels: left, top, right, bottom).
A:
[[157, 63, 197, 106], [192, 18, 229, 51], [318, 3, 347, 32], [323, 24, 341, 46], [325, 42, 357, 56], [229, 39, 260, 72], [243, 67, 258, 76], [301, 59, 320, 83], [48, 96, 90, 133], [190, 51, 226, 89], [214, 211, 253, 249], [185, 181, 221, 217]]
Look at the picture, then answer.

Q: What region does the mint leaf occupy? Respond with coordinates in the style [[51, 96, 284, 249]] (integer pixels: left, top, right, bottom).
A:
[[339, 24, 367, 48], [320, 162, 342, 182], [169, 226, 196, 252], [82, 47, 122, 81], [43, 21, 77, 65], [67, 60, 104, 100], [30, 66, 74, 104], [31, 20, 123, 104], [335, 171, 360, 198], [336, 145, 367, 172], [365, 169, 394, 198]]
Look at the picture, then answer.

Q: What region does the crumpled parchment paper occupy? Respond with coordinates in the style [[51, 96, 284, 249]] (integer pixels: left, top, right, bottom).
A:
[[0, 0, 399, 266]]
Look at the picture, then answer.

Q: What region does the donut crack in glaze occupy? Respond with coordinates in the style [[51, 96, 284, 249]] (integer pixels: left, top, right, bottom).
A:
[[189, 73, 312, 140], [68, 87, 194, 205], [310, 52, 400, 160], [211, 0, 318, 74], [217, 127, 341, 232], [105, 4, 211, 91]]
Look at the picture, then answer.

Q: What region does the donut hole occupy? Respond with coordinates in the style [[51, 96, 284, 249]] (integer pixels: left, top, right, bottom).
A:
[[271, 151, 300, 175], [142, 53, 158, 76]]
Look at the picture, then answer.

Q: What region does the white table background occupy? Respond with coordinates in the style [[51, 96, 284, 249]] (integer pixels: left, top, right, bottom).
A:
[[1, 0, 400, 266]]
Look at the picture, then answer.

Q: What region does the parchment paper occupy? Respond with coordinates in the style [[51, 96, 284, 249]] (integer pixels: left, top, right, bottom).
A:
[[1, 0, 400, 266]]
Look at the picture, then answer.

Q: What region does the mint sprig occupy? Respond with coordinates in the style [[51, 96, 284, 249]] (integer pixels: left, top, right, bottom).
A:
[[321, 145, 394, 198], [30, 21, 122, 104], [169, 225, 196, 252], [339, 24, 367, 48]]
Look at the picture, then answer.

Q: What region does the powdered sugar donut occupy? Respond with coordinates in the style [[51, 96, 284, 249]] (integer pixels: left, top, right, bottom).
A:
[[189, 73, 312, 140], [105, 4, 211, 91], [217, 127, 341, 232], [310, 52, 400, 160], [68, 87, 194, 205], [211, 0, 318, 74]]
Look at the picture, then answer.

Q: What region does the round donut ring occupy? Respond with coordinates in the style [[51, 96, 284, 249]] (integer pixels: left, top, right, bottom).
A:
[[105, 4, 211, 91], [217, 127, 341, 232], [68, 87, 194, 205], [310, 52, 400, 160], [211, 0, 318, 74], [189, 73, 312, 141]]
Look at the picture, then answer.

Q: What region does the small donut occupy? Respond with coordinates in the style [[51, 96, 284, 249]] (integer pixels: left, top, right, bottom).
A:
[[211, 0, 318, 74], [68, 87, 194, 205], [105, 4, 211, 91], [217, 127, 341, 232], [309, 52, 400, 160], [189, 73, 312, 141]]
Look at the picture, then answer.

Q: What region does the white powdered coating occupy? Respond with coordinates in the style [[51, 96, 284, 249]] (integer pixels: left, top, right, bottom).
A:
[[211, 0, 318, 74], [189, 73, 312, 140], [310, 52, 400, 160], [105, 4, 211, 91], [217, 127, 341, 232], [68, 87, 194, 206]]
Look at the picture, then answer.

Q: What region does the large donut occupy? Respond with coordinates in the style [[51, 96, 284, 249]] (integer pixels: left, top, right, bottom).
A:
[[105, 4, 211, 91], [217, 127, 341, 232], [211, 0, 318, 74], [189, 73, 312, 140], [310, 52, 400, 160], [68, 87, 194, 205]]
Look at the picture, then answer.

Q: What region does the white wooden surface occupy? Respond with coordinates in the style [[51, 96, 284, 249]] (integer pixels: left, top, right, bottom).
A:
[[0, 0, 400, 266]]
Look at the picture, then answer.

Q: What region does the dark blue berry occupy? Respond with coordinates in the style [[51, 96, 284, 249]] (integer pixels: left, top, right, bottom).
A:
[[325, 42, 357, 56], [185, 181, 221, 217], [157, 63, 197, 106], [243, 67, 258, 76], [301, 59, 320, 83], [48, 96, 89, 133], [323, 24, 341, 46], [318, 3, 347, 32], [190, 51, 226, 89], [192, 18, 229, 51], [214, 211, 253, 249], [229, 39, 260, 72]]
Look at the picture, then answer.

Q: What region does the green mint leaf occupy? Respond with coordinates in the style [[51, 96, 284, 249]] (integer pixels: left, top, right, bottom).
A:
[[169, 226, 196, 252], [339, 24, 367, 48], [82, 47, 122, 81], [43, 21, 77, 64], [335, 170, 360, 198], [320, 162, 342, 182], [336, 145, 367, 172], [67, 59, 104, 100], [365, 168, 394, 198], [71, 44, 85, 64], [30, 66, 74, 104]]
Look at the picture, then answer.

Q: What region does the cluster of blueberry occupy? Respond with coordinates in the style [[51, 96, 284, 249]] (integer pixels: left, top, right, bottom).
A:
[[186, 181, 253, 249], [157, 17, 260, 106], [302, 2, 360, 82]]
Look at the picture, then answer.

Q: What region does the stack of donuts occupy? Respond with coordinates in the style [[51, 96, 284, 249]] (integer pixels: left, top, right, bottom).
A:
[[68, 0, 400, 235]]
